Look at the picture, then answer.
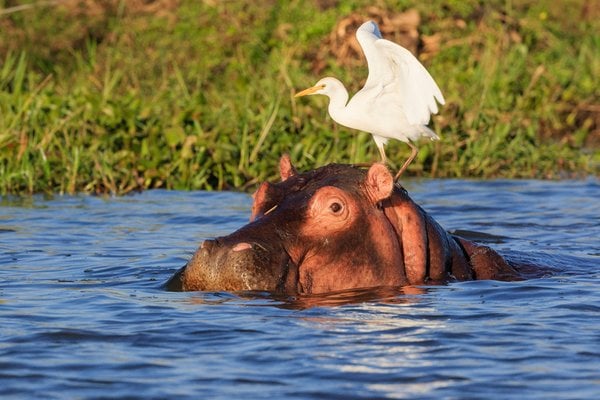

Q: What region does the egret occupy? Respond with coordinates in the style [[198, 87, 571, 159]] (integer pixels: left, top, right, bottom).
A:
[[295, 20, 445, 179]]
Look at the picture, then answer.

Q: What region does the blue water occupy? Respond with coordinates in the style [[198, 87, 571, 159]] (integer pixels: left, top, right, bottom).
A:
[[1, 179, 599, 399]]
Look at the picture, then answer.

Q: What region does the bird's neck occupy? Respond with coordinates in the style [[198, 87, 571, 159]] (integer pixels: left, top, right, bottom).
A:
[[326, 88, 350, 125]]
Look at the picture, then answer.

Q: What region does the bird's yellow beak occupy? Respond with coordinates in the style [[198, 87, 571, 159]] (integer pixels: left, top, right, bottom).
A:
[[294, 84, 325, 97]]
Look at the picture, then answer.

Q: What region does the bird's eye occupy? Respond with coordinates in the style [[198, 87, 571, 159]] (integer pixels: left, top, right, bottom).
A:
[[329, 202, 342, 214]]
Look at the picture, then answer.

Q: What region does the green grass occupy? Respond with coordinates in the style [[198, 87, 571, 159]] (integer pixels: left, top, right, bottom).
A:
[[0, 0, 598, 194]]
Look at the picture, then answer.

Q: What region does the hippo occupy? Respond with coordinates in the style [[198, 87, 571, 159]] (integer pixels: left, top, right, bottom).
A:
[[167, 155, 529, 294]]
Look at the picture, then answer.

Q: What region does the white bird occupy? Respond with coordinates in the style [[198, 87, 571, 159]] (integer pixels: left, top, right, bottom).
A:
[[295, 20, 445, 179]]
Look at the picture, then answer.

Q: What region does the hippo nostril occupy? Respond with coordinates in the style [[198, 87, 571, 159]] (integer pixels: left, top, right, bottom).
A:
[[232, 242, 253, 252], [201, 239, 217, 252]]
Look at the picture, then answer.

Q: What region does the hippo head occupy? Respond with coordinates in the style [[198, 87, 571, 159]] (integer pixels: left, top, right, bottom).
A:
[[167, 155, 520, 294]]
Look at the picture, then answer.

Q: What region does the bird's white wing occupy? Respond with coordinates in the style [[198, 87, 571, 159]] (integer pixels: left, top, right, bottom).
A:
[[372, 39, 445, 125], [356, 21, 386, 90]]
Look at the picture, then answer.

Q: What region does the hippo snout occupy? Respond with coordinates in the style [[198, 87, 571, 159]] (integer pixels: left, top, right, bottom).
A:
[[168, 238, 290, 293]]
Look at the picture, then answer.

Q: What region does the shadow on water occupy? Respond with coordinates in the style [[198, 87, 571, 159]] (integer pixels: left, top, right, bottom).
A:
[[181, 285, 430, 310], [449, 229, 510, 244]]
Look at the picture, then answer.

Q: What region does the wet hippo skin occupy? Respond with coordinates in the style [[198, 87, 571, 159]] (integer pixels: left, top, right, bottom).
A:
[[167, 155, 522, 294]]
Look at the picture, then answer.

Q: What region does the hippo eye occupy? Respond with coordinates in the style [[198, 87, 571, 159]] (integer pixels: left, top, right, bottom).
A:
[[329, 202, 343, 214]]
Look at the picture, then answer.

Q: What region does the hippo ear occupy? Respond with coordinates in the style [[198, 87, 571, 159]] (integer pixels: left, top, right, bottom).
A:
[[365, 163, 394, 204], [279, 154, 297, 181], [251, 182, 272, 222]]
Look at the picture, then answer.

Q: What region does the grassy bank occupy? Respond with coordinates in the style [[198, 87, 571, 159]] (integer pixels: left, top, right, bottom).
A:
[[0, 0, 598, 194]]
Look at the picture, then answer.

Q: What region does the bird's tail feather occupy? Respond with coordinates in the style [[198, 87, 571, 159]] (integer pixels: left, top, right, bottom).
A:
[[420, 125, 440, 141]]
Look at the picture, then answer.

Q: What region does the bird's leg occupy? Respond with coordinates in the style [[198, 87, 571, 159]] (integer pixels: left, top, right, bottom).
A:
[[395, 142, 418, 180], [377, 144, 387, 164]]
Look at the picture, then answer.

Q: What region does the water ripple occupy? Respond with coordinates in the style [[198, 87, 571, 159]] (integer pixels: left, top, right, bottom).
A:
[[1, 181, 599, 399]]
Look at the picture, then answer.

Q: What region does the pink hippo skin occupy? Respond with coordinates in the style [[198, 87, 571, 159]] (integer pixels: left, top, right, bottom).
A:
[[167, 155, 522, 293]]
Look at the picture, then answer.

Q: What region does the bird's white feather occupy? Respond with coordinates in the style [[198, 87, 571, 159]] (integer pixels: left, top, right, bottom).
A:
[[356, 21, 384, 90], [374, 40, 444, 125], [357, 21, 445, 126]]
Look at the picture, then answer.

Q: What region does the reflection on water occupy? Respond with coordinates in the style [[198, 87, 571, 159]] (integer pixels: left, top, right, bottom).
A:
[[261, 286, 427, 309], [1, 180, 599, 399]]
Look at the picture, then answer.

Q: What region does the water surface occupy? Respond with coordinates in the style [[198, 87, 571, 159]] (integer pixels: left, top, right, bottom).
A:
[[1, 179, 599, 399]]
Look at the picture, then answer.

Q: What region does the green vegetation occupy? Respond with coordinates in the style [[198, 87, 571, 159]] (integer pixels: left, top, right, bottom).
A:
[[0, 0, 598, 194]]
